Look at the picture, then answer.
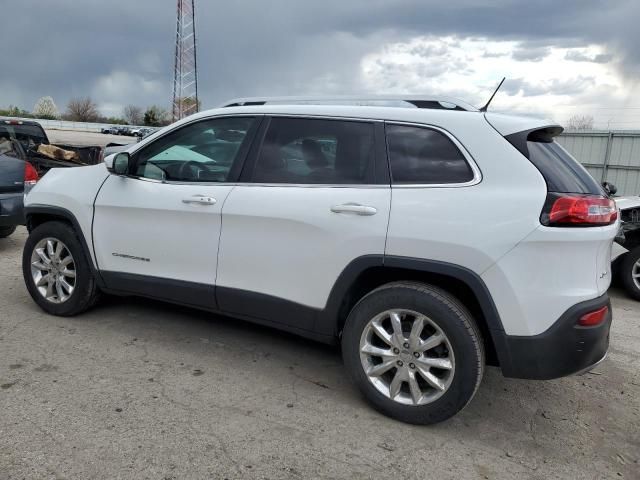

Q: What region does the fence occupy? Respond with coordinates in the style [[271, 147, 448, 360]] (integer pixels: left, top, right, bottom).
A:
[[2, 117, 145, 133], [557, 130, 640, 196]]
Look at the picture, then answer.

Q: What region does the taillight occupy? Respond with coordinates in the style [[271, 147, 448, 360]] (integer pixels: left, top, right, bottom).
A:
[[24, 162, 39, 186], [577, 306, 608, 327], [541, 193, 617, 227]]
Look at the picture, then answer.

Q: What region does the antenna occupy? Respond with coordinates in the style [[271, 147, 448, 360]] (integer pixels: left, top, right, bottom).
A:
[[479, 77, 506, 112]]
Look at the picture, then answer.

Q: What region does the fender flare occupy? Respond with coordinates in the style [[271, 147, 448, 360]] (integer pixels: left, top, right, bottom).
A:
[[317, 255, 510, 364], [24, 204, 105, 288]]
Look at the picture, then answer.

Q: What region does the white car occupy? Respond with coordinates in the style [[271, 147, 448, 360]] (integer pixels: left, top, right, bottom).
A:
[[21, 96, 619, 424], [612, 195, 640, 300]]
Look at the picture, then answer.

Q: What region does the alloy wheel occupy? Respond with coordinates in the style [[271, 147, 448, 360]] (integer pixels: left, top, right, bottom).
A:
[[30, 237, 76, 304], [359, 309, 455, 406], [633, 259, 640, 290]]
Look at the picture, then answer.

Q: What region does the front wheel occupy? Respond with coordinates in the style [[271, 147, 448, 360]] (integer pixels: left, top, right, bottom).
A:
[[22, 221, 100, 316], [620, 247, 640, 301], [341, 281, 484, 425]]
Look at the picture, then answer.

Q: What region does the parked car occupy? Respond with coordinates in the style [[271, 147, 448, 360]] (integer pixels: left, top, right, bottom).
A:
[[612, 195, 640, 300], [21, 96, 618, 424], [136, 127, 156, 139], [0, 139, 38, 238], [0, 119, 104, 238], [0, 119, 103, 176], [101, 126, 120, 135]]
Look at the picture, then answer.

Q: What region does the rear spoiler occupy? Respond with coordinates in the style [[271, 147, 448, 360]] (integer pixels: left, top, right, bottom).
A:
[[504, 126, 564, 159], [484, 112, 563, 159]]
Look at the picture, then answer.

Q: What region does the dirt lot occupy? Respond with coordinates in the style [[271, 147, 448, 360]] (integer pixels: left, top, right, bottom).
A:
[[1, 227, 639, 480]]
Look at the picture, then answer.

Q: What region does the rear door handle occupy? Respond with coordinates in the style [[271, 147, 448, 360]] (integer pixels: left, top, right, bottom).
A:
[[330, 203, 377, 216], [182, 195, 217, 205]]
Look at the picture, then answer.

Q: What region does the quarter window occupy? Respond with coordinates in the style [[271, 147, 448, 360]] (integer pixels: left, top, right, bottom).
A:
[[251, 117, 375, 184], [133, 117, 255, 182], [386, 124, 474, 184]]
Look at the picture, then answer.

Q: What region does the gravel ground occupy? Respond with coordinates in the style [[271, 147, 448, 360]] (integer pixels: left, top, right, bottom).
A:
[[1, 227, 639, 479]]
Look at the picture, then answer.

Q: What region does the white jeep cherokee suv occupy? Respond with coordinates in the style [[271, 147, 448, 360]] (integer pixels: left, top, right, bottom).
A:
[[22, 96, 618, 424]]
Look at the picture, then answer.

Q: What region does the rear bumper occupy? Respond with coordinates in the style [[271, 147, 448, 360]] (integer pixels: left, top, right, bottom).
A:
[[0, 193, 25, 227], [496, 293, 611, 380]]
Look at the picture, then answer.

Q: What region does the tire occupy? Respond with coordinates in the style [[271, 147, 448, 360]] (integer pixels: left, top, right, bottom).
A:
[[0, 226, 17, 238], [620, 247, 640, 301], [22, 221, 100, 316], [341, 281, 484, 425]]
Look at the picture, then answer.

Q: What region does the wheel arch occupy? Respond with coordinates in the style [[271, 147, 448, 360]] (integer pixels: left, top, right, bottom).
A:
[[319, 255, 508, 367], [24, 205, 104, 287]]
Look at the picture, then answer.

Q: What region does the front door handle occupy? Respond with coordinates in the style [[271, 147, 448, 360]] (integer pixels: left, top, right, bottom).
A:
[[330, 203, 377, 216], [182, 195, 217, 205]]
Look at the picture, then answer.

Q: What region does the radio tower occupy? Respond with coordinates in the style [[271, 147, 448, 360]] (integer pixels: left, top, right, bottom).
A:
[[172, 0, 199, 122]]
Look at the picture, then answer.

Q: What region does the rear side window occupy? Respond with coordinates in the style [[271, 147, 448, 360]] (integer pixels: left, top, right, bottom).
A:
[[386, 124, 474, 184], [527, 141, 603, 195], [252, 117, 375, 184]]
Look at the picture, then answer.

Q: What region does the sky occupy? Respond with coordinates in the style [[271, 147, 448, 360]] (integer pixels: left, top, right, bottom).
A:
[[1, 0, 639, 129]]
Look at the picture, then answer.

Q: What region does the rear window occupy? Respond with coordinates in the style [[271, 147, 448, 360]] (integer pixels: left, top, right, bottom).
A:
[[386, 124, 474, 184], [0, 123, 48, 150], [527, 141, 603, 195]]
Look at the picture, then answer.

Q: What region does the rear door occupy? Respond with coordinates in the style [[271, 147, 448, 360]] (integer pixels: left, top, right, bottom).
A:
[[92, 116, 259, 308], [216, 116, 391, 332]]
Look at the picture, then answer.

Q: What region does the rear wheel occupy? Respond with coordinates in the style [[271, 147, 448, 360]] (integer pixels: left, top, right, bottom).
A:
[[22, 221, 99, 316], [621, 247, 640, 301], [0, 226, 16, 238], [342, 281, 484, 425]]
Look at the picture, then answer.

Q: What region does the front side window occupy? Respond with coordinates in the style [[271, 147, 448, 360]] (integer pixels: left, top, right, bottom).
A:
[[133, 117, 255, 182], [386, 124, 474, 184], [251, 117, 375, 184]]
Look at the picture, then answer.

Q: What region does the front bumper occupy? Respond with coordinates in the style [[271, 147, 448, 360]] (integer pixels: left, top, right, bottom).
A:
[[0, 193, 25, 227], [496, 293, 611, 380]]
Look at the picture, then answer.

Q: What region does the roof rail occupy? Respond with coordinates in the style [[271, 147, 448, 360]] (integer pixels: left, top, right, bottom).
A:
[[220, 95, 478, 112]]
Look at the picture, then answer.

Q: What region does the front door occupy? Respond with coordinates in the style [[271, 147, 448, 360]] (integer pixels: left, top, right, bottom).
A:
[[92, 116, 259, 308]]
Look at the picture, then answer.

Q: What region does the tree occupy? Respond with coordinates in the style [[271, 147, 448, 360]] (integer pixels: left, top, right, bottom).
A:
[[32, 96, 59, 119], [143, 105, 170, 127], [123, 104, 143, 125], [65, 97, 99, 122], [566, 114, 594, 130], [0, 105, 31, 118]]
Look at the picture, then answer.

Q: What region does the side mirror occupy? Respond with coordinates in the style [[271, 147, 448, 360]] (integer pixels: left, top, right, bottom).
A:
[[107, 152, 130, 175], [602, 182, 617, 196]]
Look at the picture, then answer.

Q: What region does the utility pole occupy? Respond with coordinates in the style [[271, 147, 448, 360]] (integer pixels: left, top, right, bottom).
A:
[[172, 0, 199, 122]]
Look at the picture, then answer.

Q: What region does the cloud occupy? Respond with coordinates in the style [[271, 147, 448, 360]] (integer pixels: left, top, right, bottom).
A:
[[361, 36, 626, 123], [565, 50, 614, 64], [512, 47, 551, 62], [0, 0, 638, 127]]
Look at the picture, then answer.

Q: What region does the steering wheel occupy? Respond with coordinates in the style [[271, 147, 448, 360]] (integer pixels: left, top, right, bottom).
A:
[[177, 160, 207, 181]]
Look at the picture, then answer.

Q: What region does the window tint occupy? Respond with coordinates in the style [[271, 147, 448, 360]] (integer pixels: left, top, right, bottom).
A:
[[386, 124, 474, 184], [526, 141, 604, 195], [252, 118, 375, 184], [134, 117, 255, 182]]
